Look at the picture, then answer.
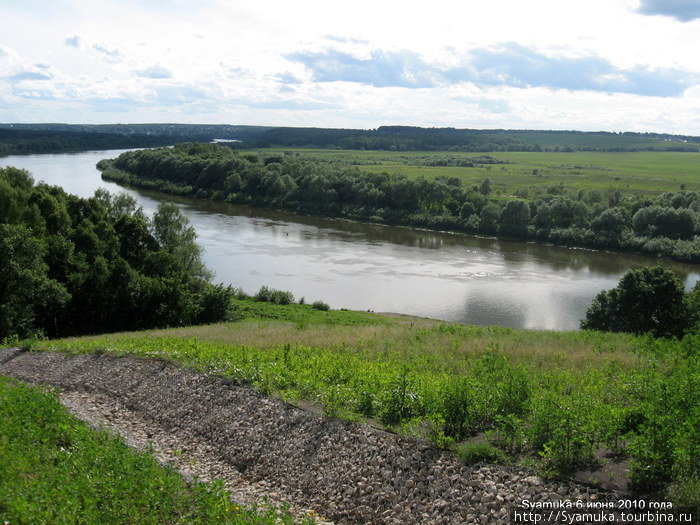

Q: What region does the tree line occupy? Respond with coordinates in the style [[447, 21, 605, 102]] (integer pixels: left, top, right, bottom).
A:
[[100, 144, 700, 262], [0, 129, 179, 156], [0, 166, 234, 341], [250, 126, 700, 152], [4, 124, 698, 155]]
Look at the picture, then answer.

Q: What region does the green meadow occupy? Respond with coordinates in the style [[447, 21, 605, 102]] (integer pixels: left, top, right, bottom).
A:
[[268, 148, 700, 196]]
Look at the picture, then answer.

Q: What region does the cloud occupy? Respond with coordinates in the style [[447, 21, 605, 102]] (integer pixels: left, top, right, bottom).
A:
[[136, 65, 173, 79], [89, 97, 150, 113], [154, 85, 210, 104], [92, 43, 123, 62], [287, 44, 699, 97], [243, 99, 337, 110], [324, 35, 369, 45], [64, 35, 81, 48], [636, 0, 700, 22], [455, 42, 697, 97], [477, 99, 512, 114], [275, 72, 302, 85], [7, 70, 53, 82], [287, 49, 437, 88]]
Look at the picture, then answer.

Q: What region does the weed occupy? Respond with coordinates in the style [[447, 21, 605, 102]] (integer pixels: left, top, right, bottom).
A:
[[455, 442, 509, 465]]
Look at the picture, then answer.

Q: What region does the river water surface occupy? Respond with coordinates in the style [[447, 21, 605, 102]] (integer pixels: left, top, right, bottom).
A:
[[2, 149, 698, 331]]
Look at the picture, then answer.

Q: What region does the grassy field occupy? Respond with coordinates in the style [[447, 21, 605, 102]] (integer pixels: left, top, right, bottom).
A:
[[0, 376, 315, 525], [28, 299, 700, 508], [267, 148, 700, 196]]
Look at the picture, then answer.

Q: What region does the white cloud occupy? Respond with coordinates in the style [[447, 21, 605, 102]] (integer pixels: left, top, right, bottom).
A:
[[135, 65, 173, 79], [0, 0, 699, 133], [64, 35, 81, 48]]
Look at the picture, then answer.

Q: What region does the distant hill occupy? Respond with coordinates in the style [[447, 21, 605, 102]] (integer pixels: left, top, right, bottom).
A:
[[1, 123, 698, 155]]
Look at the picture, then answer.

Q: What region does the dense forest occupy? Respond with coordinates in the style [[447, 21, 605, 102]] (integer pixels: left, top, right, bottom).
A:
[[0, 128, 178, 156], [250, 126, 700, 152], [99, 144, 700, 262], [2, 123, 698, 154], [0, 166, 234, 341]]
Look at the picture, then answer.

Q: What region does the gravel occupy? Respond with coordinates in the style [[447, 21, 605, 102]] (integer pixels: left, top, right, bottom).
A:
[[0, 348, 622, 524]]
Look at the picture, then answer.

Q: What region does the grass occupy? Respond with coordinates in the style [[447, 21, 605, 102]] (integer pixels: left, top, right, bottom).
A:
[[21, 303, 700, 508], [229, 297, 386, 327], [266, 148, 700, 196], [0, 376, 315, 525]]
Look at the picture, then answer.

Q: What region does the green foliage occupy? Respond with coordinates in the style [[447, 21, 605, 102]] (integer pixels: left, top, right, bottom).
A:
[[379, 368, 423, 426], [0, 377, 314, 525], [499, 200, 530, 237], [31, 315, 699, 503], [529, 391, 598, 472], [255, 286, 295, 305], [455, 442, 509, 465], [440, 377, 487, 439], [581, 266, 694, 338], [153, 202, 212, 281], [230, 297, 380, 326], [102, 145, 700, 262], [0, 167, 234, 340], [312, 300, 330, 311]]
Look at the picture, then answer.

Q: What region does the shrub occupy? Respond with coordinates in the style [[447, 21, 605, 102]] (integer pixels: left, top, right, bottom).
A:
[[194, 284, 235, 324], [528, 391, 598, 473], [312, 300, 329, 311], [455, 442, 508, 465], [581, 266, 693, 338], [379, 369, 422, 426], [440, 377, 487, 440], [255, 286, 294, 305]]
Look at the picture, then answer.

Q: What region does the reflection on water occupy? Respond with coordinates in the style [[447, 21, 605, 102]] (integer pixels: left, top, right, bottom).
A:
[[2, 150, 698, 331]]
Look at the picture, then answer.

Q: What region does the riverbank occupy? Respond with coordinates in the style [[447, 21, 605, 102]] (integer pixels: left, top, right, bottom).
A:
[[99, 145, 700, 263], [13, 300, 699, 512], [3, 149, 699, 331], [0, 347, 625, 524]]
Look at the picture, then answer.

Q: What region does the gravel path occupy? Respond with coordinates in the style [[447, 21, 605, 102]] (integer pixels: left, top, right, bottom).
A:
[[0, 348, 621, 524]]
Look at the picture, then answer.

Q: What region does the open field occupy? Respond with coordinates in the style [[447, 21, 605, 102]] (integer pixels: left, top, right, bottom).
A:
[[28, 300, 700, 507], [267, 148, 700, 196]]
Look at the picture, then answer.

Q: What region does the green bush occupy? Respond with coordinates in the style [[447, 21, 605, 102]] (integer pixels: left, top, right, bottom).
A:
[[456, 442, 508, 465], [581, 266, 694, 338], [440, 377, 488, 440], [379, 368, 422, 426], [528, 392, 598, 472], [312, 300, 330, 311], [255, 286, 294, 305]]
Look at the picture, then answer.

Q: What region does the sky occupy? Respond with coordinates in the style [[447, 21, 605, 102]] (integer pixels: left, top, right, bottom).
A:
[[1, 0, 700, 134]]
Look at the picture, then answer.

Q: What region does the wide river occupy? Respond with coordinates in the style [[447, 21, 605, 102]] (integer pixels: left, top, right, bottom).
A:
[[2, 149, 699, 331]]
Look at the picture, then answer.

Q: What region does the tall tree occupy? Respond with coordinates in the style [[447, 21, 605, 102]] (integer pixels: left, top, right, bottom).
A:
[[152, 202, 212, 281]]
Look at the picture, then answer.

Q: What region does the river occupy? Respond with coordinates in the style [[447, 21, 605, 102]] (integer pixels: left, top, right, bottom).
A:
[[2, 149, 698, 331]]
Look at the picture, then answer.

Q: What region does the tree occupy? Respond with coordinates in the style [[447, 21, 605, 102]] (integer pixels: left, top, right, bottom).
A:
[[499, 200, 530, 237], [479, 178, 491, 196], [479, 204, 500, 234], [590, 207, 627, 239], [152, 202, 212, 281], [581, 266, 693, 338], [0, 224, 69, 339]]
